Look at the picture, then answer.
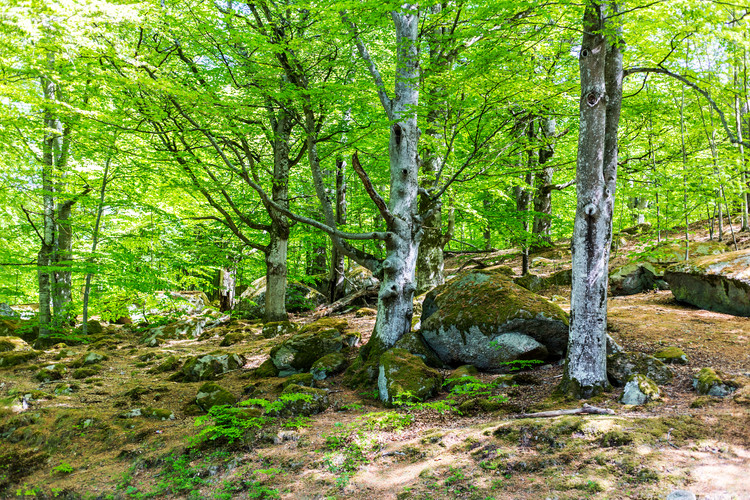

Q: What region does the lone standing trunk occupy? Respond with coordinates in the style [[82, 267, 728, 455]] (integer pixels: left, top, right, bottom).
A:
[[560, 1, 623, 398]]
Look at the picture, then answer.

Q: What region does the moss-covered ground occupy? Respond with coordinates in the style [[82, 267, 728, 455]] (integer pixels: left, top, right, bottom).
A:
[[1, 229, 749, 499]]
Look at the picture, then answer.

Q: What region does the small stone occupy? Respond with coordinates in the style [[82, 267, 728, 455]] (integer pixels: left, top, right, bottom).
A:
[[355, 307, 377, 317], [70, 352, 108, 368], [607, 351, 674, 386], [692, 367, 741, 397], [261, 321, 298, 339], [220, 331, 247, 346], [666, 490, 696, 500]]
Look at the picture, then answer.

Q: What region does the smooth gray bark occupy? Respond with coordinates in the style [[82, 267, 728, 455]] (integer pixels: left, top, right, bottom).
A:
[[82, 156, 111, 335], [562, 1, 622, 399]]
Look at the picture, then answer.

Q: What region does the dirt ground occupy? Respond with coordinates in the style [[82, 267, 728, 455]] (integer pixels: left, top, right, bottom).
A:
[[1, 227, 749, 500]]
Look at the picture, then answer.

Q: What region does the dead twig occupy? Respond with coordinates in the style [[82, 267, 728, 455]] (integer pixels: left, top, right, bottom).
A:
[[514, 403, 615, 419]]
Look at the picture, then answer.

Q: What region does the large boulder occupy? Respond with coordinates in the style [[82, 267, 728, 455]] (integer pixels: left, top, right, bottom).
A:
[[236, 278, 326, 318], [141, 310, 230, 346], [419, 269, 569, 370], [378, 348, 442, 404], [665, 250, 750, 316], [609, 262, 661, 296]]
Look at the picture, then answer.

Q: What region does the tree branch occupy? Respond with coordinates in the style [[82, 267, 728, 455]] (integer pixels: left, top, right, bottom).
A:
[[623, 66, 750, 148], [352, 151, 394, 226]]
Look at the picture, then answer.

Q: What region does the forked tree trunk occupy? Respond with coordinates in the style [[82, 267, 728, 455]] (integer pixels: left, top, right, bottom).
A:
[[560, 1, 623, 399], [329, 154, 347, 302]]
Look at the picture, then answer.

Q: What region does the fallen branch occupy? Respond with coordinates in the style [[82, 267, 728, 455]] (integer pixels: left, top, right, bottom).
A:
[[514, 403, 615, 419], [313, 287, 378, 319], [455, 257, 491, 274]]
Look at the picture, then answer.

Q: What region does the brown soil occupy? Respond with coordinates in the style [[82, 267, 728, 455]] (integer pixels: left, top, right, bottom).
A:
[[1, 227, 749, 500]]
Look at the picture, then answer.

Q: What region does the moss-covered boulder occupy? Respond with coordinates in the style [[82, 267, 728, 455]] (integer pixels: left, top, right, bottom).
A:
[[282, 372, 314, 388], [141, 318, 207, 346], [664, 249, 750, 316], [0, 336, 33, 353], [261, 321, 298, 339], [0, 318, 38, 344], [654, 346, 688, 365], [220, 331, 247, 346], [344, 264, 380, 295], [175, 352, 246, 382], [235, 279, 326, 319], [252, 358, 279, 378], [70, 351, 108, 368], [195, 382, 236, 411], [310, 353, 347, 381], [119, 407, 175, 421], [0, 318, 20, 337], [148, 355, 181, 374], [76, 320, 103, 336], [35, 364, 67, 382], [620, 374, 660, 405], [732, 385, 750, 406], [610, 262, 660, 296], [420, 270, 569, 370], [607, 352, 674, 387], [393, 330, 445, 368], [299, 317, 348, 335], [377, 348, 442, 404], [0, 349, 40, 368], [445, 365, 479, 390], [692, 367, 742, 397], [277, 384, 330, 416], [270, 329, 349, 376]]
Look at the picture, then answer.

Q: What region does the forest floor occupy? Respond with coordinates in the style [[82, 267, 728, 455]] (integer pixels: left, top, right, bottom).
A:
[[1, 225, 749, 500]]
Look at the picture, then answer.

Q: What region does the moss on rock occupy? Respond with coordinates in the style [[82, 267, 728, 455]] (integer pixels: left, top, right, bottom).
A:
[[253, 358, 279, 378], [270, 329, 347, 376], [607, 352, 674, 386], [195, 382, 236, 411], [692, 367, 741, 397], [653, 346, 688, 365], [34, 364, 67, 382], [277, 384, 329, 416], [261, 321, 298, 339], [148, 355, 181, 374], [175, 352, 245, 382], [377, 348, 442, 404], [220, 331, 248, 346], [620, 374, 660, 405], [420, 269, 569, 370], [310, 352, 347, 381], [72, 365, 102, 379], [0, 350, 40, 368], [69, 351, 108, 368], [445, 365, 479, 391]]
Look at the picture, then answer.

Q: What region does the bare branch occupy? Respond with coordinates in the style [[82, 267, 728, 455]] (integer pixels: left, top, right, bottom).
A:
[[340, 11, 394, 120], [352, 151, 394, 226]]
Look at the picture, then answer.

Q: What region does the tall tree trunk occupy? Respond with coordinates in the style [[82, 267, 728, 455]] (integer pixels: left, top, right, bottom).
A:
[[82, 156, 111, 335], [415, 4, 452, 295], [531, 117, 559, 250], [53, 201, 74, 327], [561, 1, 622, 399], [329, 153, 347, 302], [264, 109, 292, 323], [373, 7, 422, 351]]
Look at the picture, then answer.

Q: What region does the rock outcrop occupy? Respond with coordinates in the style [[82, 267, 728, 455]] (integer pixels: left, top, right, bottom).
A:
[[236, 279, 325, 319], [665, 250, 750, 316]]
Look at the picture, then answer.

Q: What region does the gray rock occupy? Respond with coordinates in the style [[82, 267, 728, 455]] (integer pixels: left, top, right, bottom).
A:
[[491, 333, 549, 362], [665, 249, 750, 316], [609, 262, 658, 296], [607, 352, 674, 387], [270, 329, 349, 376], [620, 374, 660, 405], [666, 490, 695, 500], [0, 303, 19, 318], [277, 384, 329, 416], [692, 367, 742, 397], [420, 269, 569, 370], [393, 330, 445, 368], [310, 353, 347, 381], [177, 352, 245, 382]]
